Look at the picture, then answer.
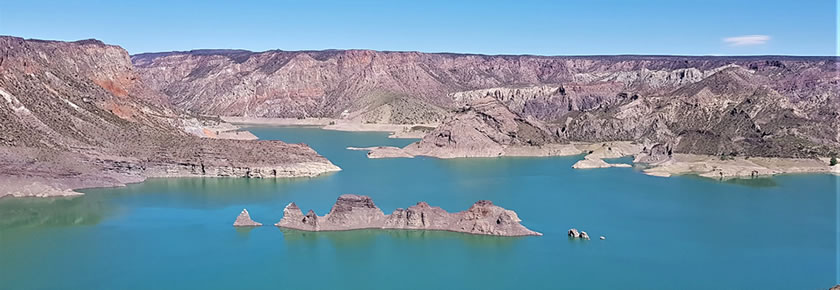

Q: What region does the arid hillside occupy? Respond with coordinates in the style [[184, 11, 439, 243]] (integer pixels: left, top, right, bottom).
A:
[[0, 37, 339, 197], [134, 49, 839, 158]]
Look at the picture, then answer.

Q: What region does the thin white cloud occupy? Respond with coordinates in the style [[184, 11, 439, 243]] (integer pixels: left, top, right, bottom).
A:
[[723, 35, 771, 46]]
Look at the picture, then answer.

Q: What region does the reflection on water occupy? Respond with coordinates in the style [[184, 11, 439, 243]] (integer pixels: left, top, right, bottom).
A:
[[234, 226, 257, 238], [681, 174, 780, 188], [0, 176, 334, 230], [0, 196, 109, 229], [278, 228, 520, 249], [722, 177, 778, 188], [0, 126, 836, 290], [87, 176, 324, 207]]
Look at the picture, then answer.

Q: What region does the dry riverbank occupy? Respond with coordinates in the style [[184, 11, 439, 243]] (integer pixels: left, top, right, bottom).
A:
[[359, 139, 835, 180], [222, 117, 436, 139], [641, 154, 836, 179]]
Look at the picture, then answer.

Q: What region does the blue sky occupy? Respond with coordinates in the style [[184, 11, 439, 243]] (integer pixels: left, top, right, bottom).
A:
[[0, 0, 836, 55]]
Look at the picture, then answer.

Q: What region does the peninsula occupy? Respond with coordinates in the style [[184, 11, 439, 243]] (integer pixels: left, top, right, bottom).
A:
[[0, 37, 340, 198]]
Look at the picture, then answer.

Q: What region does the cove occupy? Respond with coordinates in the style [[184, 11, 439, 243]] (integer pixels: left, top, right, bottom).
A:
[[0, 126, 837, 289]]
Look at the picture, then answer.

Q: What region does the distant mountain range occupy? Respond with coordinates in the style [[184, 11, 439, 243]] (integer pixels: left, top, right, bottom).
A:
[[132, 48, 839, 158], [0, 36, 837, 197]]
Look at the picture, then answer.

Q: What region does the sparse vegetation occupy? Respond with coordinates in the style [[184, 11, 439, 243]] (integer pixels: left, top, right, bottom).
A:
[[831, 156, 837, 166]]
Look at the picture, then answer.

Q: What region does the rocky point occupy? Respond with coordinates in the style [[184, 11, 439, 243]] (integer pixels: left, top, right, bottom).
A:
[[0, 36, 340, 198]]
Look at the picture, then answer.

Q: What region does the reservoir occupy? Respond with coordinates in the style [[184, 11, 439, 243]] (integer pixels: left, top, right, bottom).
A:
[[1, 127, 837, 289]]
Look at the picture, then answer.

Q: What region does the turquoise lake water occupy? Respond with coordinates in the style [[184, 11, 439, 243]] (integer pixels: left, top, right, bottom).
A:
[[1, 126, 838, 289]]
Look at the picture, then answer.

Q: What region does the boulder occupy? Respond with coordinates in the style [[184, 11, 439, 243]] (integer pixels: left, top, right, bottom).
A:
[[579, 231, 590, 240]]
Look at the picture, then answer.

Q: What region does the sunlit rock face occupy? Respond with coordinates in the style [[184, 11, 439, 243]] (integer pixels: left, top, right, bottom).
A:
[[135, 50, 838, 159], [0, 36, 339, 198], [233, 209, 262, 227], [275, 194, 542, 237]]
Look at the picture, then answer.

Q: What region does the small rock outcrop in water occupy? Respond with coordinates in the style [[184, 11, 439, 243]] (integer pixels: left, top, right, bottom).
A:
[[579, 231, 590, 240], [568, 228, 591, 240], [233, 209, 262, 227], [275, 194, 542, 236]]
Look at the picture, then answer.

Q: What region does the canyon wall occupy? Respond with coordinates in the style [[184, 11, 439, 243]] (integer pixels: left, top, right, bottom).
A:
[[0, 37, 339, 197], [134, 49, 839, 158]]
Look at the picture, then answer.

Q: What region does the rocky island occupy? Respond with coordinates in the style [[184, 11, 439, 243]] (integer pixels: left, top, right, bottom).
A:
[[233, 209, 262, 227], [275, 194, 542, 237]]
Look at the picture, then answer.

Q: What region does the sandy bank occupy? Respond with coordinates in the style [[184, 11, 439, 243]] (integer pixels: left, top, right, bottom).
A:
[[182, 119, 259, 140], [1, 161, 341, 199], [641, 154, 834, 179], [571, 142, 640, 169], [222, 117, 435, 139], [361, 141, 639, 160], [0, 178, 84, 198], [362, 143, 589, 159], [572, 158, 633, 169], [223, 116, 334, 126], [347, 146, 415, 158], [358, 139, 833, 180]]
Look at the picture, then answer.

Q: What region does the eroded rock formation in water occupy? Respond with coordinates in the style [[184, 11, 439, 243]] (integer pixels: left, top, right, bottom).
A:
[[0, 37, 340, 198], [275, 194, 542, 236], [233, 209, 262, 227]]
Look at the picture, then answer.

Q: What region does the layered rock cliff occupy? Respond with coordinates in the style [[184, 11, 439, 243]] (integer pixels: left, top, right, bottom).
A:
[[560, 66, 840, 158], [275, 194, 541, 236], [396, 97, 567, 158], [133, 50, 839, 158], [0, 37, 339, 197]]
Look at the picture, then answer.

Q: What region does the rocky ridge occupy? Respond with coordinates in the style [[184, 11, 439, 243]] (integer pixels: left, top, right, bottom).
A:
[[275, 194, 542, 236], [0, 36, 339, 198], [134, 49, 839, 160], [398, 97, 563, 158], [361, 93, 834, 178]]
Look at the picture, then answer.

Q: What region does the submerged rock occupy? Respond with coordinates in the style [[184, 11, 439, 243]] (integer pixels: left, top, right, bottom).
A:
[[276, 194, 541, 236], [233, 209, 262, 227]]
